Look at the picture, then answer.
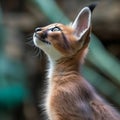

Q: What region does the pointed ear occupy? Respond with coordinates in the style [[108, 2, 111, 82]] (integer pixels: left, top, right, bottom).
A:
[[72, 5, 95, 40]]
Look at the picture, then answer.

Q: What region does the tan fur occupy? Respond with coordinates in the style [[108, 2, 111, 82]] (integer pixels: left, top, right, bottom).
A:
[[33, 7, 120, 120]]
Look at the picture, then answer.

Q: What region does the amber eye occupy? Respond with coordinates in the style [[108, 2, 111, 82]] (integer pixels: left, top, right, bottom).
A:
[[51, 27, 61, 32]]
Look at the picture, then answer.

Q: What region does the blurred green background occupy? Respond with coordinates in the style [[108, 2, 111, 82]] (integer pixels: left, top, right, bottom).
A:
[[0, 0, 120, 120]]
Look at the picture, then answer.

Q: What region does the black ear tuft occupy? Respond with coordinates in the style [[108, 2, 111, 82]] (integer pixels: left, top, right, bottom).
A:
[[88, 3, 97, 12]]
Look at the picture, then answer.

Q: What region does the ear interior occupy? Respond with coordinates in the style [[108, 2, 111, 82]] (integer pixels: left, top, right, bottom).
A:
[[72, 7, 91, 40]]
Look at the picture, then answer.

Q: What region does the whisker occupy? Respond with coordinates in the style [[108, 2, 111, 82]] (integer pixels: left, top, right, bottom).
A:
[[37, 49, 42, 57], [25, 34, 35, 47], [25, 33, 45, 59], [26, 36, 33, 40], [26, 30, 50, 58], [34, 46, 38, 52], [25, 33, 33, 41], [26, 33, 34, 38], [33, 47, 39, 57], [26, 40, 34, 47], [33, 46, 44, 58]]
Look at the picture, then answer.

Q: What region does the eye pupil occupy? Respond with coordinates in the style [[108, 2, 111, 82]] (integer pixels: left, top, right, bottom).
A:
[[52, 27, 61, 32]]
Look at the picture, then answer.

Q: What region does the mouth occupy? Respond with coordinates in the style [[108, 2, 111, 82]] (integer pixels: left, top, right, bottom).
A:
[[35, 33, 51, 44]]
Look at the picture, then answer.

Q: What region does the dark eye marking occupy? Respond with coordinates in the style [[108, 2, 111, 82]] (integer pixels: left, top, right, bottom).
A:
[[48, 26, 70, 49], [61, 31, 70, 49], [51, 26, 61, 32]]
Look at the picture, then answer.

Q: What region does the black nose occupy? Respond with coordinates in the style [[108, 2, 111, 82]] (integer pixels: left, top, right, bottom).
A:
[[35, 27, 42, 32], [41, 32, 47, 39]]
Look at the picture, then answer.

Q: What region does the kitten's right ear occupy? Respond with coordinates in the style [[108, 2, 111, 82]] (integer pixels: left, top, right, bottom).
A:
[[72, 4, 96, 41]]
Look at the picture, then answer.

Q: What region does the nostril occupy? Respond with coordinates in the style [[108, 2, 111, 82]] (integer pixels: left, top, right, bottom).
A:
[[41, 32, 47, 39], [35, 27, 42, 32]]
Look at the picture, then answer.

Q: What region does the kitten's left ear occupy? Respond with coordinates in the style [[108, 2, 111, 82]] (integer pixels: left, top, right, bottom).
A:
[[72, 4, 96, 41]]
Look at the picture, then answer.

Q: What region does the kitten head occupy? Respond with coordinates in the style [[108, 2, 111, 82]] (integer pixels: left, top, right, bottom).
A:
[[33, 5, 96, 61]]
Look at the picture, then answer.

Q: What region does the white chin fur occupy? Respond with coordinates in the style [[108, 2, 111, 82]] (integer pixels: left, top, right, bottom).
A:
[[33, 33, 43, 47], [33, 33, 62, 81], [33, 33, 62, 62]]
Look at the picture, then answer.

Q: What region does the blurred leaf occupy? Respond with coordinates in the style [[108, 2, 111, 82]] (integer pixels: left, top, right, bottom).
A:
[[33, 0, 70, 24], [88, 34, 120, 84]]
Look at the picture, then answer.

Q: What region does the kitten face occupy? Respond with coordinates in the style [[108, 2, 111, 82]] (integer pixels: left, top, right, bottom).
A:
[[33, 23, 79, 60], [33, 7, 92, 61]]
